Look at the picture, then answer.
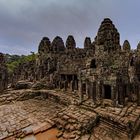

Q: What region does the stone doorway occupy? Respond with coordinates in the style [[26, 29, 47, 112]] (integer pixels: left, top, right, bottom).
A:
[[90, 59, 96, 68], [104, 85, 111, 99]]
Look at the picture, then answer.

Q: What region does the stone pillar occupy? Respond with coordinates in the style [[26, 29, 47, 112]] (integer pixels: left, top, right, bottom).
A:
[[118, 85, 125, 105], [66, 75, 69, 89], [74, 80, 78, 90], [113, 85, 118, 106], [92, 82, 96, 101], [88, 82, 92, 99], [77, 80, 79, 90], [72, 80, 75, 91], [99, 82, 103, 100], [70, 80, 73, 91], [64, 80, 68, 91], [89, 82, 93, 99], [86, 81, 89, 98], [111, 86, 114, 100], [96, 81, 100, 101], [59, 75, 62, 89], [102, 84, 104, 99], [111, 85, 116, 106], [79, 81, 83, 103], [75, 80, 77, 91]]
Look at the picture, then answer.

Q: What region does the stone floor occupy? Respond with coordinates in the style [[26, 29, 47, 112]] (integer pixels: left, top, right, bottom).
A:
[[0, 89, 140, 140], [0, 98, 64, 139]]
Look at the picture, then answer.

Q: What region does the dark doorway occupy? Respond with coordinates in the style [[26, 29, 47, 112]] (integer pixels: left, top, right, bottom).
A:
[[67, 75, 72, 82], [130, 58, 134, 66], [90, 59, 96, 68], [104, 85, 111, 99]]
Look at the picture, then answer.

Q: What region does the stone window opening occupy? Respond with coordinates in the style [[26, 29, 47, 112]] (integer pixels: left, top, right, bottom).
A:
[[90, 59, 96, 68], [104, 85, 111, 99]]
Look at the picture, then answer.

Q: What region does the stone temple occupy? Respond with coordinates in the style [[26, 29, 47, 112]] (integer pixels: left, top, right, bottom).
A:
[[0, 18, 140, 140], [11, 18, 140, 106]]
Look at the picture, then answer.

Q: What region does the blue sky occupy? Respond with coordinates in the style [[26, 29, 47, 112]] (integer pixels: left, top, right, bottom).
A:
[[0, 0, 139, 55]]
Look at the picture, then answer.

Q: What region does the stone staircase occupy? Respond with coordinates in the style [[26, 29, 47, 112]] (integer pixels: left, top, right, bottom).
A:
[[53, 105, 99, 140]]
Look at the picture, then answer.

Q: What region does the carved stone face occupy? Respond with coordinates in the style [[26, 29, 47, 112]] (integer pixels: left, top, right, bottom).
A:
[[96, 18, 120, 50], [84, 37, 91, 49], [66, 35, 76, 49], [38, 37, 51, 54]]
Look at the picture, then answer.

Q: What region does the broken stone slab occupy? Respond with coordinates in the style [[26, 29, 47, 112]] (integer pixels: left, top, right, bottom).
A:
[[80, 134, 90, 140]]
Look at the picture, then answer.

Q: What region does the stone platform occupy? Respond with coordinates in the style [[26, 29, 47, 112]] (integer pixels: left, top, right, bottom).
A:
[[0, 98, 64, 139], [0, 89, 140, 140]]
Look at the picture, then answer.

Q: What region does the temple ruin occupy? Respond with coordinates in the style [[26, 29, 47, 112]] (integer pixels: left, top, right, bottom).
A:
[[11, 18, 140, 107], [1, 18, 140, 140]]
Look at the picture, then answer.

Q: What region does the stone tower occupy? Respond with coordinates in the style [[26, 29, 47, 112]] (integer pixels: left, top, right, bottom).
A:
[[84, 37, 92, 49], [38, 37, 51, 54], [123, 40, 131, 51], [51, 36, 65, 52], [66, 35, 76, 49], [95, 18, 120, 53]]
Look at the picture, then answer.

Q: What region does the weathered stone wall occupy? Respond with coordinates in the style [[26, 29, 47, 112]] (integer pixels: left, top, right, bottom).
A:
[[0, 53, 8, 93], [79, 18, 140, 106], [11, 34, 92, 88]]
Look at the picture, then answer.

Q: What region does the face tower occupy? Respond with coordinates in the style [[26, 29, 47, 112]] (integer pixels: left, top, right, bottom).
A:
[[95, 18, 120, 54]]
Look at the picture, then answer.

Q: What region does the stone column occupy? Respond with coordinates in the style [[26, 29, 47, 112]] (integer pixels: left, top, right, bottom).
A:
[[92, 82, 96, 101], [119, 85, 125, 105], [72, 80, 75, 91], [113, 85, 118, 106], [70, 80, 72, 91], [74, 80, 78, 90], [64, 80, 68, 91], [79, 81, 83, 103], [111, 86, 114, 100], [59, 75, 62, 89], [96, 81, 100, 101], [86, 81, 89, 98], [102, 84, 104, 99], [111, 85, 116, 106], [89, 82, 93, 99]]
